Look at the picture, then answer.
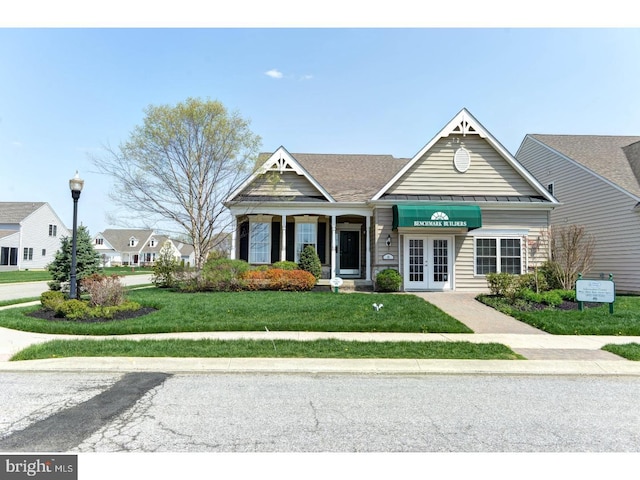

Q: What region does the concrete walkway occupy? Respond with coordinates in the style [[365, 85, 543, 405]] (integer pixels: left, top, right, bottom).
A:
[[0, 287, 639, 375]]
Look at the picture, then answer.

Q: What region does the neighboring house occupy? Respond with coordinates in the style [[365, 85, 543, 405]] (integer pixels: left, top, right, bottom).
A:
[[0, 202, 70, 271], [93, 229, 187, 267], [516, 134, 640, 294], [224, 109, 558, 292]]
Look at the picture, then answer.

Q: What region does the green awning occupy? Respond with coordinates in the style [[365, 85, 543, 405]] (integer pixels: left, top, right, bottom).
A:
[[392, 204, 482, 230]]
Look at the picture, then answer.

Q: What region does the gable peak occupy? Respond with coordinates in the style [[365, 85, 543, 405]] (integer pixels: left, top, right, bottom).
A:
[[260, 147, 304, 175]]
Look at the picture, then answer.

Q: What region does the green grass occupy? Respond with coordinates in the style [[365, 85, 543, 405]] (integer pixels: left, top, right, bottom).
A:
[[602, 343, 640, 361], [10, 338, 522, 361], [0, 297, 39, 307], [0, 266, 152, 284], [0, 270, 52, 283], [478, 294, 640, 335], [0, 289, 473, 335]]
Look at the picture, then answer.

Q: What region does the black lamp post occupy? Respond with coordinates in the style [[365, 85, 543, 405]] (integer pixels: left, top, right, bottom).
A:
[[69, 171, 84, 299]]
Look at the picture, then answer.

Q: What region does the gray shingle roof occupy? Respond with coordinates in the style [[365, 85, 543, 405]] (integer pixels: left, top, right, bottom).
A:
[[0, 202, 46, 223], [291, 153, 411, 202], [530, 135, 640, 197], [100, 229, 155, 252]]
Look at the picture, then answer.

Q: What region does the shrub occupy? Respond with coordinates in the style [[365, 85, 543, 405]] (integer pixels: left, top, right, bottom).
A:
[[41, 291, 66, 311], [486, 272, 515, 296], [539, 261, 565, 291], [56, 299, 90, 320], [82, 274, 126, 307], [375, 269, 402, 292], [519, 287, 543, 304], [541, 290, 563, 307], [242, 269, 316, 291], [87, 300, 143, 320], [298, 246, 322, 280], [517, 271, 548, 293], [272, 261, 299, 271], [152, 240, 181, 288], [194, 258, 251, 292]]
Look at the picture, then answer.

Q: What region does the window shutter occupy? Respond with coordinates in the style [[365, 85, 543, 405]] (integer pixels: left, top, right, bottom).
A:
[[271, 222, 281, 263], [286, 222, 295, 262], [317, 222, 326, 264], [239, 221, 249, 262]]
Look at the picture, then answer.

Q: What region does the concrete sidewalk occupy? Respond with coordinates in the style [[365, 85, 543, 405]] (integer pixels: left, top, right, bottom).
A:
[[0, 290, 639, 375]]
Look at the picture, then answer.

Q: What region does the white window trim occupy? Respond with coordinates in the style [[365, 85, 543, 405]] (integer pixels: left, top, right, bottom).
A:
[[294, 216, 318, 263], [473, 236, 524, 276], [248, 215, 273, 264]]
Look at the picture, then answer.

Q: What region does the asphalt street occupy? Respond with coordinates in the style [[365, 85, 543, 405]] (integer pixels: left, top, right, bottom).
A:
[[2, 372, 640, 453]]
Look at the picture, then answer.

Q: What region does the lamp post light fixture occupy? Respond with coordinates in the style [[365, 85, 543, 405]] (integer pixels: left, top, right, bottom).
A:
[[68, 171, 84, 299]]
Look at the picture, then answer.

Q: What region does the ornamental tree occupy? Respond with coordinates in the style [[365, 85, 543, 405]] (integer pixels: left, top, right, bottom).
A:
[[92, 97, 261, 270], [47, 225, 102, 293]]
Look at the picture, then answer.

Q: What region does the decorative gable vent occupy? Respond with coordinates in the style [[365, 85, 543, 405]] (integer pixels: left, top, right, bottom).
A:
[[451, 118, 477, 136], [263, 152, 305, 175], [454, 147, 471, 173]]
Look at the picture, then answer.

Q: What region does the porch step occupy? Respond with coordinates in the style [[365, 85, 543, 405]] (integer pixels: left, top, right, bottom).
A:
[[315, 279, 374, 293]]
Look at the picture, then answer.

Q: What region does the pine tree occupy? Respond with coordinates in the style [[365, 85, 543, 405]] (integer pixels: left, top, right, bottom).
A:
[[47, 225, 102, 293]]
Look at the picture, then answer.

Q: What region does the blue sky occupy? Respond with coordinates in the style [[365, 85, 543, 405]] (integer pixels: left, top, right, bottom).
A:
[[1, 25, 639, 236]]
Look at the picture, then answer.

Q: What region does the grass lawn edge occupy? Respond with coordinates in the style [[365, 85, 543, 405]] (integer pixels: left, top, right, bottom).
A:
[[10, 338, 524, 361]]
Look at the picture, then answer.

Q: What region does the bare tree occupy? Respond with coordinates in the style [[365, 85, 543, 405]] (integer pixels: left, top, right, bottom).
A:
[[93, 98, 261, 269], [548, 224, 596, 289]]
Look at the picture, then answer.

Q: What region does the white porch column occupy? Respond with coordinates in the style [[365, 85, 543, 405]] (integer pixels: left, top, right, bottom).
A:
[[365, 214, 371, 281], [330, 215, 337, 279], [230, 216, 237, 260], [281, 215, 287, 261]]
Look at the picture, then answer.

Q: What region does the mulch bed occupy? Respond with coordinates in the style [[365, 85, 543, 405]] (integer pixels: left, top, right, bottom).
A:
[[27, 307, 157, 323], [516, 300, 601, 312]]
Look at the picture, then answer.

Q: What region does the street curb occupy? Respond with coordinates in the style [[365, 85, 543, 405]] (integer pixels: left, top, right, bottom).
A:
[[2, 357, 640, 376]]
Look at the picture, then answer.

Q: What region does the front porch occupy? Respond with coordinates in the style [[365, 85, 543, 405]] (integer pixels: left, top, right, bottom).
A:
[[229, 210, 373, 281]]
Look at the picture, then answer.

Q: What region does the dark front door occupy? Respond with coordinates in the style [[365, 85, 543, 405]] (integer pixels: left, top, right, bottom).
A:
[[339, 230, 360, 276]]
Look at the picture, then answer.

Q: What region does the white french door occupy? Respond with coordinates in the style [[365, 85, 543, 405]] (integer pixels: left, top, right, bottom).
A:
[[403, 236, 453, 290]]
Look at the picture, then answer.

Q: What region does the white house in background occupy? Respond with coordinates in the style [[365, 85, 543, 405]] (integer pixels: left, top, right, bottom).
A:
[[92, 229, 195, 267], [516, 134, 640, 293], [0, 202, 70, 271]]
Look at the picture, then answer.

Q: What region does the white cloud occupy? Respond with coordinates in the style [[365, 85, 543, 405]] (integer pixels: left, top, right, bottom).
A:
[[265, 69, 283, 79], [300, 74, 313, 80], [11, 141, 22, 147]]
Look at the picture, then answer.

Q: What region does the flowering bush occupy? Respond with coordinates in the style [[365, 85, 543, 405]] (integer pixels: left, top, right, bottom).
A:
[[242, 268, 316, 291]]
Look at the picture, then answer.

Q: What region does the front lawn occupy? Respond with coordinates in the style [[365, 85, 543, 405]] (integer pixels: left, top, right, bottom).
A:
[[10, 338, 521, 361], [478, 294, 640, 335], [0, 289, 473, 335]]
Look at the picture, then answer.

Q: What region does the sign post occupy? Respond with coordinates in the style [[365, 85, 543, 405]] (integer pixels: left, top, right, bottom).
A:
[[329, 277, 343, 293], [575, 273, 615, 314]]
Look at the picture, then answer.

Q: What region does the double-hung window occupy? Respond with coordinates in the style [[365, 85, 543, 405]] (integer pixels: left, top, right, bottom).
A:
[[294, 216, 318, 262], [23, 247, 33, 261], [249, 215, 272, 264], [475, 237, 522, 275]]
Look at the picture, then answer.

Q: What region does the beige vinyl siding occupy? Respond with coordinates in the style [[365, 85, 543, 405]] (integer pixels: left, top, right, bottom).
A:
[[388, 136, 540, 196], [454, 209, 550, 292], [240, 171, 323, 198], [518, 138, 640, 293], [372, 207, 399, 273]]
